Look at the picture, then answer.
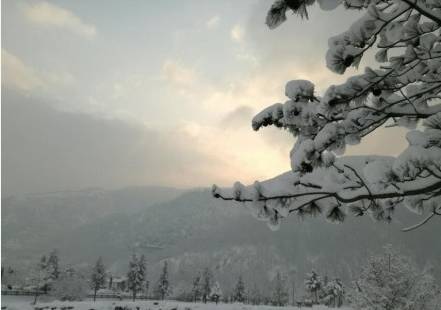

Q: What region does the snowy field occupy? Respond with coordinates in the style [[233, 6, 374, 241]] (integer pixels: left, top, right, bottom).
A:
[[1, 296, 351, 310]]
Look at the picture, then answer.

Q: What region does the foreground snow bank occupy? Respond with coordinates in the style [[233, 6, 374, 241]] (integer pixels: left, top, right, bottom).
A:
[[2, 298, 352, 310]]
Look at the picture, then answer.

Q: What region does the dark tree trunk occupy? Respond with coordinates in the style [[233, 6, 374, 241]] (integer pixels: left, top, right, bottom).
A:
[[33, 291, 39, 305]]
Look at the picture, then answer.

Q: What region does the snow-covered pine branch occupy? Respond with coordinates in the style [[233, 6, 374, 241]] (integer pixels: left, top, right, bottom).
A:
[[212, 0, 441, 230]]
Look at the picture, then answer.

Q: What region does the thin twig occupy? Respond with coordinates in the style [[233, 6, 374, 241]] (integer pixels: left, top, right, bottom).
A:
[[402, 212, 436, 232]]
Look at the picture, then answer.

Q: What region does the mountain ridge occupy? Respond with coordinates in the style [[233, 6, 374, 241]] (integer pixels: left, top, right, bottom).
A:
[[2, 186, 440, 290]]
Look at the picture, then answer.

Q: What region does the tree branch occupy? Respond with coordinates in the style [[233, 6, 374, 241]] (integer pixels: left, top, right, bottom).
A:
[[214, 180, 441, 205], [401, 212, 436, 232], [401, 0, 441, 25]]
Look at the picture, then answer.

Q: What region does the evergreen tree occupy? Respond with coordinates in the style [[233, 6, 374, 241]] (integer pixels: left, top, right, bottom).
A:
[[210, 281, 222, 305], [90, 256, 106, 302], [304, 270, 322, 304], [47, 249, 59, 282], [201, 267, 212, 303], [155, 261, 170, 300], [31, 255, 50, 304], [350, 246, 438, 310], [108, 275, 113, 290], [52, 266, 88, 302], [34, 250, 60, 296], [272, 271, 288, 306], [138, 254, 147, 296], [321, 278, 344, 308], [127, 253, 144, 301], [145, 279, 150, 298], [191, 273, 202, 302], [233, 275, 246, 303], [249, 283, 261, 305], [38, 255, 49, 293]]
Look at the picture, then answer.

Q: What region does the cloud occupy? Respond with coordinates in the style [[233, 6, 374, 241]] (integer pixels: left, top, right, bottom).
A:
[[234, 49, 259, 66], [231, 24, 245, 43], [22, 1, 96, 38], [206, 16, 220, 29], [160, 56, 280, 111], [2, 90, 292, 196], [1, 49, 75, 94], [346, 126, 408, 157], [161, 60, 198, 89], [155, 12, 405, 187], [234, 1, 368, 94], [1, 49, 44, 91], [174, 120, 291, 186], [0, 0, 409, 198], [220, 105, 254, 129], [0, 92, 225, 195]]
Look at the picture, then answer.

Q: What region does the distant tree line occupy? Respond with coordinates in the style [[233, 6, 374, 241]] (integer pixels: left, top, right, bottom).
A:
[[23, 250, 173, 304], [5, 246, 440, 308]]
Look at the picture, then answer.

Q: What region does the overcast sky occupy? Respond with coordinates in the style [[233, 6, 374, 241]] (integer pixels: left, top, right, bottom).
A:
[[1, 0, 408, 195]]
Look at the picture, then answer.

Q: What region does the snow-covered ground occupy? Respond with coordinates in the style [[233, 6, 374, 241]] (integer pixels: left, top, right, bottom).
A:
[[1, 296, 351, 310]]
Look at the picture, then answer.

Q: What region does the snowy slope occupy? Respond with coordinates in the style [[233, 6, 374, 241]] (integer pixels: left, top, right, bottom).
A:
[[2, 297, 351, 310]]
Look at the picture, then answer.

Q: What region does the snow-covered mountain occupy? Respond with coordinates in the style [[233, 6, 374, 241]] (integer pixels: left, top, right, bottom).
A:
[[2, 186, 441, 290], [1, 186, 183, 265]]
